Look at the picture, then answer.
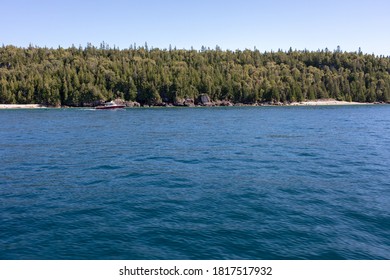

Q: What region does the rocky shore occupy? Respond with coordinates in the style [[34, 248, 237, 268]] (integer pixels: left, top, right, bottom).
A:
[[111, 95, 381, 108], [134, 98, 382, 107]]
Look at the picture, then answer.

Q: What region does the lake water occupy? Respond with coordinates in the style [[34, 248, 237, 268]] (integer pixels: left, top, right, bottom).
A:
[[1, 106, 389, 259]]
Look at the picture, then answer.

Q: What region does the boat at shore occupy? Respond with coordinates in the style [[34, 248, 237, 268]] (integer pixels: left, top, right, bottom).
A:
[[95, 101, 125, 110]]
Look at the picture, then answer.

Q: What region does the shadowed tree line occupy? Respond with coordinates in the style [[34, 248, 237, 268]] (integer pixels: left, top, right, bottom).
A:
[[0, 44, 389, 106]]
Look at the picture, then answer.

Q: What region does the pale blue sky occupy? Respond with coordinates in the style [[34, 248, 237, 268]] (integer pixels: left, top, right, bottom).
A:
[[1, 0, 389, 55]]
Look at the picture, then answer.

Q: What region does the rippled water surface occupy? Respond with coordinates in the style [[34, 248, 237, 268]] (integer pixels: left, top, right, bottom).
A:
[[1, 106, 389, 259]]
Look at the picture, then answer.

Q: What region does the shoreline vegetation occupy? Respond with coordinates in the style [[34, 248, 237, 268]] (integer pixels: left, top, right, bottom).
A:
[[1, 44, 390, 107], [0, 98, 384, 109]]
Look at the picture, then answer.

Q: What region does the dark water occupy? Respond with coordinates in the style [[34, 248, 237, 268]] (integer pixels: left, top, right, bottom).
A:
[[1, 106, 389, 260]]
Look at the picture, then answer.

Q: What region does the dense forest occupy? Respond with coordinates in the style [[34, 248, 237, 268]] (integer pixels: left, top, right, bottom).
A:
[[1, 44, 390, 106]]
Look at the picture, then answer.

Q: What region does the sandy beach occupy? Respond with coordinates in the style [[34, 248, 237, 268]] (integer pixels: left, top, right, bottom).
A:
[[0, 104, 47, 109], [288, 99, 370, 106]]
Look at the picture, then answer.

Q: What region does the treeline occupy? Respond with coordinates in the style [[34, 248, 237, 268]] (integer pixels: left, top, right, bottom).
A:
[[1, 44, 390, 106]]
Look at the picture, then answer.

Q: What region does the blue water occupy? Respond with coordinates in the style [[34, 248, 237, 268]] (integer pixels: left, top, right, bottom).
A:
[[1, 106, 390, 259]]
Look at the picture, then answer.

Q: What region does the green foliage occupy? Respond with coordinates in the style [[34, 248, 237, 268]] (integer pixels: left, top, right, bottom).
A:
[[0, 44, 389, 106]]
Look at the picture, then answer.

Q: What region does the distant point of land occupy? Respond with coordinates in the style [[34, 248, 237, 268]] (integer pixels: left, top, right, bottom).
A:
[[0, 45, 389, 107]]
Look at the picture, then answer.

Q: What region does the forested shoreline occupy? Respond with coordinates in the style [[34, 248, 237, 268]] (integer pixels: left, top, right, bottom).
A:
[[1, 44, 390, 107]]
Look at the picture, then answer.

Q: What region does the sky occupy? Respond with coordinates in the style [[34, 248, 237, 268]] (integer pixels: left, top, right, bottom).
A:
[[1, 0, 390, 55]]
